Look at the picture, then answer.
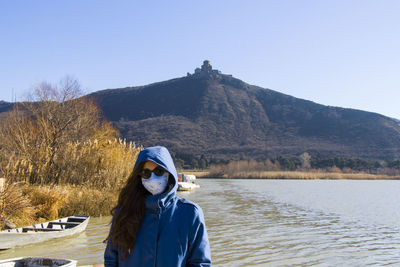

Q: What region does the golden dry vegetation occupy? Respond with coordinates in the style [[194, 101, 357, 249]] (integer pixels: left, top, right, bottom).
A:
[[208, 160, 400, 180], [215, 170, 400, 180], [0, 78, 141, 229], [0, 139, 140, 228]]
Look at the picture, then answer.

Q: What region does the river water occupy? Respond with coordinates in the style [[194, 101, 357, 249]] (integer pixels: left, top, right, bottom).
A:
[[1, 179, 400, 266]]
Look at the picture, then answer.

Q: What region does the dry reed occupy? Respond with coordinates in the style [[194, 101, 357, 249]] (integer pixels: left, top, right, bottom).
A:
[[0, 182, 120, 229], [208, 159, 400, 180], [0, 182, 36, 228], [0, 139, 140, 228], [59, 185, 118, 217], [2, 138, 140, 188], [218, 170, 400, 180], [0, 84, 142, 228], [22, 185, 67, 220]]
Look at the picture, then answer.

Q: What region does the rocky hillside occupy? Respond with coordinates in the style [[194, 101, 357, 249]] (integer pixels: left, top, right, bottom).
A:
[[89, 61, 400, 160]]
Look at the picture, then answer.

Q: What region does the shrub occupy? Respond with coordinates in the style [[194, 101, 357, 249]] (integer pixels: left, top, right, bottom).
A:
[[59, 186, 118, 217], [0, 181, 36, 228]]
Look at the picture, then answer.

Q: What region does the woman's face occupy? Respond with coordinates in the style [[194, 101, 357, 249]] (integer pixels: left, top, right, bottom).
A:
[[140, 161, 169, 180], [140, 161, 170, 195]]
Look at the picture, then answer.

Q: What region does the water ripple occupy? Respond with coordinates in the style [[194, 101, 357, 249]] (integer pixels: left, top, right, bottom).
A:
[[186, 179, 400, 266], [2, 179, 400, 266]]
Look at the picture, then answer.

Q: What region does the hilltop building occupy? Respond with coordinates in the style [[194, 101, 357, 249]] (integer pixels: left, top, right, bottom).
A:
[[188, 60, 222, 79]]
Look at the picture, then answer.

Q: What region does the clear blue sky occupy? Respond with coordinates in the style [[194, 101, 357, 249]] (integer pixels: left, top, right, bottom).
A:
[[1, 1, 400, 119]]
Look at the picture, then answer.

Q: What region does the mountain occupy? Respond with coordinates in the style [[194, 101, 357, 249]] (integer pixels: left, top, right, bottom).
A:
[[89, 61, 400, 161], [0, 101, 13, 112], [0, 101, 13, 119]]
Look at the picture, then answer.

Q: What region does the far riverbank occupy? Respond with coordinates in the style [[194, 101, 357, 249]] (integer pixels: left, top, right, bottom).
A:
[[181, 170, 400, 180]]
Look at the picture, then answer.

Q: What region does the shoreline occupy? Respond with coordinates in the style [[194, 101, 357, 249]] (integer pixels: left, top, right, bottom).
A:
[[182, 170, 400, 180]]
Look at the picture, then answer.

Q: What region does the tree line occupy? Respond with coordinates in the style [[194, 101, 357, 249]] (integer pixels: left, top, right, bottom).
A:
[[175, 152, 400, 175]]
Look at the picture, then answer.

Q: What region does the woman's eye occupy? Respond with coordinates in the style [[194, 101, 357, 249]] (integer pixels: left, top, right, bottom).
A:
[[154, 170, 163, 176], [142, 170, 151, 178], [153, 167, 165, 176]]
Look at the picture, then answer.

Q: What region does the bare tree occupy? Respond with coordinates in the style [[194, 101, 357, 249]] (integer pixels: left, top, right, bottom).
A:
[[0, 77, 118, 185], [299, 152, 311, 170]]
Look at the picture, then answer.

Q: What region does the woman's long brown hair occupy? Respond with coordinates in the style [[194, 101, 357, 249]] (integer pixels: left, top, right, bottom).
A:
[[106, 162, 149, 254]]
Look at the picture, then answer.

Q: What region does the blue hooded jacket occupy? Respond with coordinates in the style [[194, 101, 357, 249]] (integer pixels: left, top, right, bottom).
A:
[[104, 146, 212, 267]]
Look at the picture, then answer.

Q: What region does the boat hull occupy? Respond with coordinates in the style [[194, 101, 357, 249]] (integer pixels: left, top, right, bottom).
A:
[[0, 216, 89, 250], [0, 257, 77, 267], [177, 182, 200, 191]]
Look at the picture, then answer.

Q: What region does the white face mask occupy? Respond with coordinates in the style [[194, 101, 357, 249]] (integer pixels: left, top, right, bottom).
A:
[[141, 172, 169, 195]]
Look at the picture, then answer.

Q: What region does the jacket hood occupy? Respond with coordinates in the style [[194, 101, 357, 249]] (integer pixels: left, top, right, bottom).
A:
[[134, 146, 178, 206]]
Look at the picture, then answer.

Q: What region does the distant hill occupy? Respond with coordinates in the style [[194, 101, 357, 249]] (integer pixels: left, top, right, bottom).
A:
[[89, 61, 400, 161], [0, 101, 13, 119], [0, 101, 13, 112]]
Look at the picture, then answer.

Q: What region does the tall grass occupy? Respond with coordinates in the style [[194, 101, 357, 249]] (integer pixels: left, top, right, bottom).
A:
[[58, 185, 118, 217], [225, 170, 400, 180], [22, 185, 67, 220], [208, 160, 400, 180], [0, 83, 142, 228], [0, 182, 36, 228], [0, 182, 120, 229], [0, 139, 141, 228], [209, 159, 280, 177], [2, 138, 140, 188]]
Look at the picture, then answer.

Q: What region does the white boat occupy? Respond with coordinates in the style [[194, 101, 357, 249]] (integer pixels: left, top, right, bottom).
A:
[[0, 257, 77, 267], [178, 181, 200, 191], [177, 173, 200, 191], [0, 215, 89, 250]]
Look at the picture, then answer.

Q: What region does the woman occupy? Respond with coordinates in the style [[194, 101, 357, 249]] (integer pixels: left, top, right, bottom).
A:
[[104, 146, 211, 267]]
